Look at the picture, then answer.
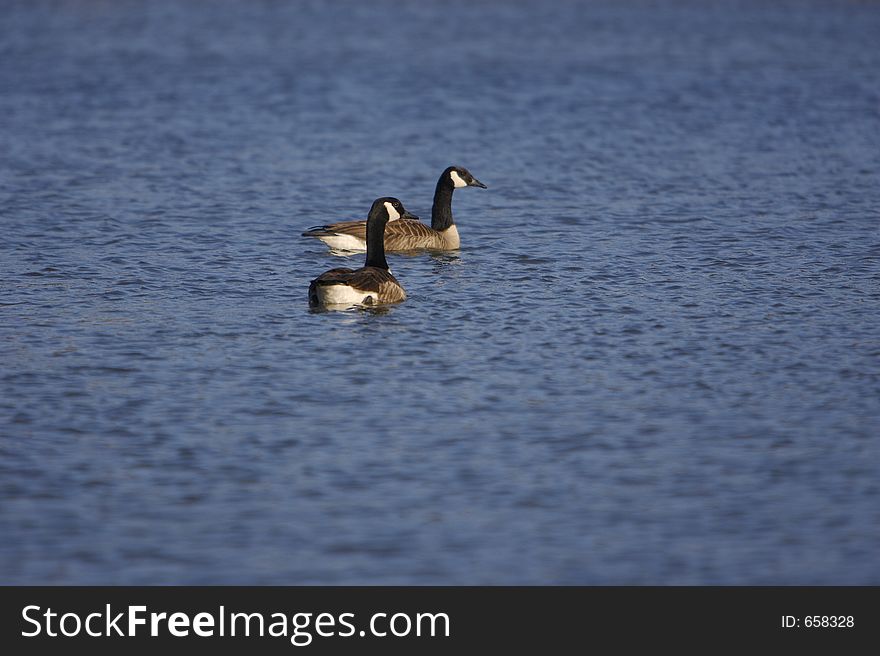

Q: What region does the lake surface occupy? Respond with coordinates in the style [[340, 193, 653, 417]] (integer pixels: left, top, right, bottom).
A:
[[1, 0, 879, 584]]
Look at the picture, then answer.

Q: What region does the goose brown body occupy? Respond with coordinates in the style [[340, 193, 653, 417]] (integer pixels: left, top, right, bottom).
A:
[[308, 266, 406, 305], [305, 219, 459, 251]]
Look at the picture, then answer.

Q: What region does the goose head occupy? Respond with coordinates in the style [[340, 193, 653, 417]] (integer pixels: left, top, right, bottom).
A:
[[446, 165, 487, 189], [369, 197, 418, 224]]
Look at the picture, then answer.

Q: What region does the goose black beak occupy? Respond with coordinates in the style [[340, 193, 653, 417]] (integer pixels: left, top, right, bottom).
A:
[[470, 178, 487, 189], [402, 209, 419, 220]]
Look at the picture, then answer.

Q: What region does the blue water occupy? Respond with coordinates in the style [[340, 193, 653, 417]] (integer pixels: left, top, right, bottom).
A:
[[2, 0, 879, 584]]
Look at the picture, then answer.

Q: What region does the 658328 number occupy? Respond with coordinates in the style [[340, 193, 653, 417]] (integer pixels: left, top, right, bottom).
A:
[[805, 616, 853, 628]]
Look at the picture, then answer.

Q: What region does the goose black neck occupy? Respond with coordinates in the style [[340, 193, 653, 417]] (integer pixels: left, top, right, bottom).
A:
[[431, 175, 455, 232], [365, 214, 389, 270]]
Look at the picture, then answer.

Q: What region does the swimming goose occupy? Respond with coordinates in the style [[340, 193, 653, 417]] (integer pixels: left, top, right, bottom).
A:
[[302, 165, 487, 252], [308, 197, 408, 307]]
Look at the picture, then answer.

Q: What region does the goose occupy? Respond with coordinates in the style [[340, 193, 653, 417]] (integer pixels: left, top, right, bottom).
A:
[[302, 165, 487, 252], [308, 197, 408, 307]]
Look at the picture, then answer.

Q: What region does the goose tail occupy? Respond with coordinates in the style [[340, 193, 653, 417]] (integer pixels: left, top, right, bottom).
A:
[[302, 225, 336, 238]]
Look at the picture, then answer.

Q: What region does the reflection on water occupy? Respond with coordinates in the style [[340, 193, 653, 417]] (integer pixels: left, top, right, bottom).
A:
[[1, 0, 879, 584], [308, 303, 396, 316]]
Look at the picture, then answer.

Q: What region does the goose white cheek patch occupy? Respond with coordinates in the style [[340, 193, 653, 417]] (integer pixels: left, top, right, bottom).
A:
[[450, 170, 467, 188], [383, 202, 401, 221]]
